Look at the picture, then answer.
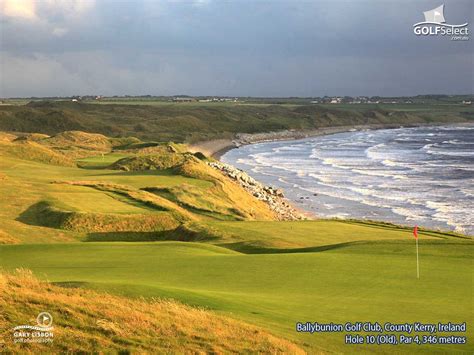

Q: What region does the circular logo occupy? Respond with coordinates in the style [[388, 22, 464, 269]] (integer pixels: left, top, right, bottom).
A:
[[37, 312, 53, 327]]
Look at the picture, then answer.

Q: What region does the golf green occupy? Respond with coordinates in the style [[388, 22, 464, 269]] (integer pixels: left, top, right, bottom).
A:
[[0, 239, 471, 353]]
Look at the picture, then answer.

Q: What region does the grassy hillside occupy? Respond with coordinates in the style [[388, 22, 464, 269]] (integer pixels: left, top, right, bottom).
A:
[[0, 129, 472, 353], [0, 130, 277, 244], [0, 269, 303, 353], [0, 101, 472, 143]]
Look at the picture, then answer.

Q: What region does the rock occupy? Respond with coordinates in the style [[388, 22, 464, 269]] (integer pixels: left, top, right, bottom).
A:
[[206, 161, 306, 221]]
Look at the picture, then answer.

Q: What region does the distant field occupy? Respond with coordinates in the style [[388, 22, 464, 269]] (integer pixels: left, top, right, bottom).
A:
[[317, 103, 471, 112], [0, 99, 472, 143]]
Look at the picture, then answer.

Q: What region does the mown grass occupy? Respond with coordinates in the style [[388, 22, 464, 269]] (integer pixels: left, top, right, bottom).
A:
[[0, 237, 471, 354], [202, 220, 457, 252], [76, 153, 129, 169]]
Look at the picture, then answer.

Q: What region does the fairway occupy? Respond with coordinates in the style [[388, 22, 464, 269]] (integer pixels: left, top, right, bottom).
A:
[[0, 237, 471, 353]]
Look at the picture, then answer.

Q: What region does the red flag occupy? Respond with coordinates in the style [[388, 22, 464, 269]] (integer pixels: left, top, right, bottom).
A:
[[413, 225, 418, 239]]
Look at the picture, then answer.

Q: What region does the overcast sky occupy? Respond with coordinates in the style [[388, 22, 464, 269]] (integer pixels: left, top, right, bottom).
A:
[[1, 0, 473, 97]]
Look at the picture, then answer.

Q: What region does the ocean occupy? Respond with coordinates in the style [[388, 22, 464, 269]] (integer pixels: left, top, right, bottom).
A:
[[222, 124, 474, 235]]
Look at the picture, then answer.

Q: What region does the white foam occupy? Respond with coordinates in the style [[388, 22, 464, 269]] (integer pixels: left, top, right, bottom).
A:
[[426, 149, 474, 157], [365, 143, 386, 161], [225, 125, 474, 235], [382, 159, 399, 167], [391, 207, 426, 221]]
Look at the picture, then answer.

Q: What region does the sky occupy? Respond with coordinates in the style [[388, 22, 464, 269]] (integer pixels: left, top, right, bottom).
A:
[[0, 0, 473, 97]]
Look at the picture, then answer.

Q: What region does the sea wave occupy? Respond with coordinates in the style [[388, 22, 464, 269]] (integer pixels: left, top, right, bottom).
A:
[[222, 125, 474, 235]]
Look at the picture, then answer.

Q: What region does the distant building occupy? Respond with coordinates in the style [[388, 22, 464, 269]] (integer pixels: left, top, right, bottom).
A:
[[173, 97, 194, 102]]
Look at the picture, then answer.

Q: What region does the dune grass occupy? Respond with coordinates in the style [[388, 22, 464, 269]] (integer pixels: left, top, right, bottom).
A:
[[0, 269, 303, 353], [0, 135, 276, 242]]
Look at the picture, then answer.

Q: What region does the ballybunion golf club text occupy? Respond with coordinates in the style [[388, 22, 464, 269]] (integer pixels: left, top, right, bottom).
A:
[[296, 321, 466, 334], [296, 322, 467, 346]]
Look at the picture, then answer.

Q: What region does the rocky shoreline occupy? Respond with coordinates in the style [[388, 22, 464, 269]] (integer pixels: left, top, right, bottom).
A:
[[205, 125, 406, 221], [208, 161, 306, 221]]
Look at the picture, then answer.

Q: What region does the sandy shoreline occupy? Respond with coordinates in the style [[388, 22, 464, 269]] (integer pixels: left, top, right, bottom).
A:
[[188, 138, 235, 159], [189, 122, 445, 159]]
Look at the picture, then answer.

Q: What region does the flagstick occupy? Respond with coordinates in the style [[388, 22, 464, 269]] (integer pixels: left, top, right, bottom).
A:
[[416, 237, 419, 279]]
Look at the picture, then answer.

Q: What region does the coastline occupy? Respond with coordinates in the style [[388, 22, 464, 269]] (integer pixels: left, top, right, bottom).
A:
[[197, 122, 473, 233], [189, 122, 453, 159]]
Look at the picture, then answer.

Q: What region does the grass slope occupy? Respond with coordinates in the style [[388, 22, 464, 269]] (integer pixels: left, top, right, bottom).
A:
[[0, 270, 303, 353], [202, 220, 467, 252]]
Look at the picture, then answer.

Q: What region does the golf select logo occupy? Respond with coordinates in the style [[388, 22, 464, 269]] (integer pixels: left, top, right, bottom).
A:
[[413, 4, 469, 41], [12, 312, 54, 344]]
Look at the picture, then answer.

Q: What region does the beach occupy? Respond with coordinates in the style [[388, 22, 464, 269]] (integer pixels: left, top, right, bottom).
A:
[[189, 123, 451, 159]]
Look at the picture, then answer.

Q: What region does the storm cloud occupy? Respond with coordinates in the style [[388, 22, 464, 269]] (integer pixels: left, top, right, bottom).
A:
[[0, 0, 472, 97]]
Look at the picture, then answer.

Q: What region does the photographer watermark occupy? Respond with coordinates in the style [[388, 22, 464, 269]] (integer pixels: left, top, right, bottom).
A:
[[413, 4, 469, 41], [12, 312, 54, 344]]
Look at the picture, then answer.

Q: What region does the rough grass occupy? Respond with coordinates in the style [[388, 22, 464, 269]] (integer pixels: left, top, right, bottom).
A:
[[39, 130, 112, 159], [172, 158, 276, 220], [18, 200, 179, 233], [0, 131, 116, 167], [0, 269, 304, 354], [42, 131, 111, 150], [14, 133, 50, 141], [0, 132, 17, 142], [0, 230, 19, 244], [0, 140, 75, 167], [111, 151, 186, 171]]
